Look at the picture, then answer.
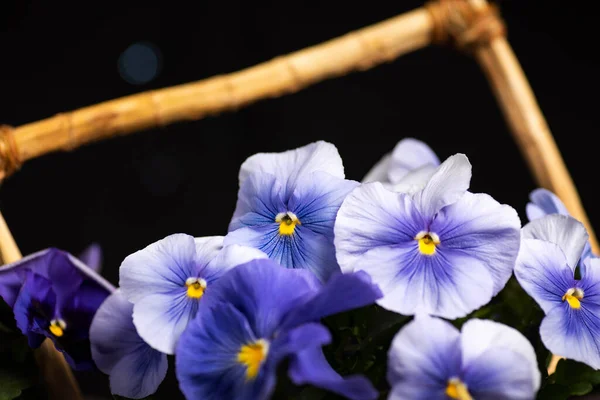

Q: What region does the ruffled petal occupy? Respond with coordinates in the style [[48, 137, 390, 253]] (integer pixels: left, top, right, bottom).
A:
[[203, 244, 268, 282], [238, 141, 345, 196], [334, 182, 426, 274], [132, 291, 198, 354], [430, 192, 521, 294], [387, 315, 461, 399], [78, 243, 103, 272], [90, 290, 167, 399], [176, 302, 268, 400], [119, 233, 197, 303], [289, 346, 378, 400], [461, 319, 540, 393], [282, 271, 382, 328], [362, 152, 392, 183], [390, 165, 437, 194], [388, 138, 440, 183], [540, 303, 600, 369], [526, 188, 570, 221], [522, 214, 588, 269], [514, 239, 576, 313], [463, 347, 539, 400], [413, 154, 471, 217]]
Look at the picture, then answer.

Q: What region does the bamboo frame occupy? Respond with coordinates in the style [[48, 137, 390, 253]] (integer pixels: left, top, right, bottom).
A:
[[0, 0, 590, 392]]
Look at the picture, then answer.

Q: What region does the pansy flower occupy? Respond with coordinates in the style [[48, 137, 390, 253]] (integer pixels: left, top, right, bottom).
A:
[[119, 234, 267, 354], [335, 154, 521, 318], [387, 314, 540, 399], [363, 138, 440, 192], [175, 258, 382, 400], [515, 214, 600, 369], [527, 188, 595, 260], [224, 141, 359, 282], [90, 289, 168, 399], [0, 248, 114, 369]]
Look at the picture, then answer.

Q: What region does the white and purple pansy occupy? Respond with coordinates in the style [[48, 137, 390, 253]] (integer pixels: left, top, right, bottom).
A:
[[119, 234, 267, 354], [224, 141, 359, 282], [515, 214, 600, 369], [387, 314, 541, 399], [335, 154, 521, 319]]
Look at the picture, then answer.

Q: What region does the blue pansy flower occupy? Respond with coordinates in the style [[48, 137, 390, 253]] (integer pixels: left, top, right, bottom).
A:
[[175, 258, 382, 400], [0, 248, 114, 370], [363, 138, 440, 191], [335, 154, 521, 319], [90, 289, 168, 399], [387, 314, 540, 399], [527, 188, 596, 260], [119, 234, 267, 354], [224, 141, 359, 282], [515, 214, 600, 369]]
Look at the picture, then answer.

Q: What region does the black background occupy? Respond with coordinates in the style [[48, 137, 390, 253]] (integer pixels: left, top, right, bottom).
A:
[[0, 0, 597, 398]]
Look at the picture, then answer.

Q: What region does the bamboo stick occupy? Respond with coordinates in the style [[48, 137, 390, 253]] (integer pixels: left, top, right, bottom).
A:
[[0, 7, 433, 179], [0, 211, 83, 400]]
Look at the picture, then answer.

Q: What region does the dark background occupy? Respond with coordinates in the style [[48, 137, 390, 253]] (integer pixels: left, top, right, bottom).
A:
[[0, 0, 597, 398]]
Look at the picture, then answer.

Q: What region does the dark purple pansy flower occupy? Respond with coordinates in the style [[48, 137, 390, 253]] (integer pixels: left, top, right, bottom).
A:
[[175, 258, 382, 400], [0, 248, 114, 370]]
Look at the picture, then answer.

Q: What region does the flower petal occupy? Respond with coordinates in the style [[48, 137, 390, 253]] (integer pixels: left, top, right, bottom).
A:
[[522, 214, 588, 269], [413, 154, 471, 217], [119, 233, 197, 303], [13, 271, 54, 348], [431, 192, 521, 294], [289, 346, 378, 400], [203, 244, 268, 282], [460, 319, 540, 393], [132, 291, 197, 354], [193, 236, 224, 265], [238, 141, 345, 195], [515, 239, 576, 313], [580, 257, 600, 305], [176, 302, 269, 400], [334, 182, 426, 274], [390, 165, 437, 194], [362, 152, 392, 183], [540, 303, 600, 369], [526, 188, 569, 221], [388, 138, 440, 183], [78, 243, 103, 272], [387, 315, 461, 399], [282, 271, 382, 328], [90, 290, 167, 399]]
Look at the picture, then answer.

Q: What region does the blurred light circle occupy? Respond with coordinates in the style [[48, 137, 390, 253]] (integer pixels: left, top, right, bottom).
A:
[[118, 41, 162, 85]]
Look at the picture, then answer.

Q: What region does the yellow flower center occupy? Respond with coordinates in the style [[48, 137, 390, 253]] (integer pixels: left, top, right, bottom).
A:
[[415, 231, 440, 255], [446, 378, 472, 400], [49, 319, 66, 337], [237, 339, 269, 380], [562, 287, 584, 309], [185, 277, 207, 299], [276, 212, 300, 236]]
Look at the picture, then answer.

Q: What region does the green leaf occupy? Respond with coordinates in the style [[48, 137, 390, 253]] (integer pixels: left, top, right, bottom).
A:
[[0, 370, 34, 400], [536, 383, 571, 400], [568, 382, 593, 396]]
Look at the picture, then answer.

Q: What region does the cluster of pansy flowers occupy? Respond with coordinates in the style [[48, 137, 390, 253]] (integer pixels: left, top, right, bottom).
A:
[[1, 138, 600, 399]]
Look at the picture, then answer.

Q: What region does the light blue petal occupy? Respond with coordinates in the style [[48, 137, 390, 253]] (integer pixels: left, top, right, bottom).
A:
[[460, 319, 540, 393], [523, 214, 588, 269], [526, 188, 570, 221], [289, 346, 378, 400], [362, 152, 392, 183], [203, 244, 268, 282], [90, 290, 167, 399], [229, 172, 286, 231], [540, 303, 600, 369], [193, 236, 224, 267], [390, 164, 437, 194], [388, 138, 440, 183], [132, 291, 197, 354], [463, 347, 538, 400], [334, 182, 426, 274], [238, 141, 345, 198], [514, 239, 575, 313], [176, 302, 268, 400], [413, 154, 471, 217], [431, 192, 521, 294], [387, 315, 461, 399], [78, 243, 103, 272], [580, 257, 600, 304], [119, 233, 197, 303]]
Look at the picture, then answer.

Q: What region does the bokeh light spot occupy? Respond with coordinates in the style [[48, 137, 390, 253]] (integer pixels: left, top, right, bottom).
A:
[[118, 41, 162, 85]]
